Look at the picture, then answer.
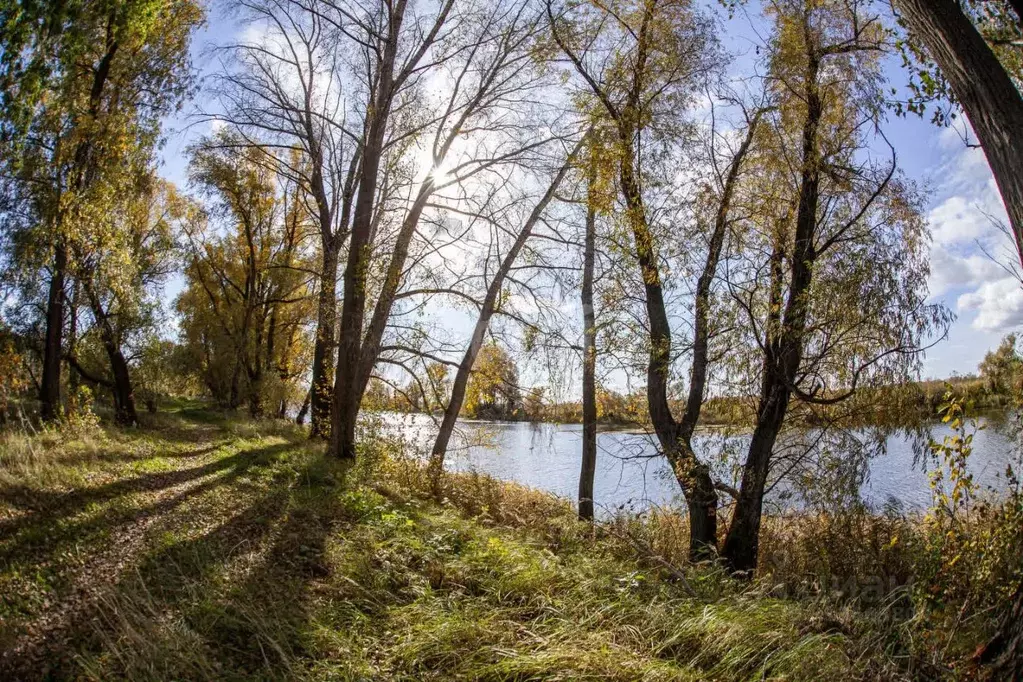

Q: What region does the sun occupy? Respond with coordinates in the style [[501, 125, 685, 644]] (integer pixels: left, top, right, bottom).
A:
[[427, 156, 455, 184]]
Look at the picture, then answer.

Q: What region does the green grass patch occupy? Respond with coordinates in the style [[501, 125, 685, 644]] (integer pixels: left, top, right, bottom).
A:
[[0, 407, 993, 680]]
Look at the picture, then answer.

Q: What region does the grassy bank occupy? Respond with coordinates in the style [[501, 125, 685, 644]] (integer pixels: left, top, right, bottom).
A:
[[0, 404, 1013, 680]]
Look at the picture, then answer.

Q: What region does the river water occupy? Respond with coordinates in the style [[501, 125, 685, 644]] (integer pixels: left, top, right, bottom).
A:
[[374, 412, 1022, 515]]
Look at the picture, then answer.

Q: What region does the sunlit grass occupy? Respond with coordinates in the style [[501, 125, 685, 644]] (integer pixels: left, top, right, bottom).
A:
[[0, 406, 1009, 680]]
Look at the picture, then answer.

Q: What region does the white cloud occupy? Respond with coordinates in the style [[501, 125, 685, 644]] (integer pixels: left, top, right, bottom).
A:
[[958, 277, 1023, 332], [927, 191, 1001, 247], [928, 249, 1004, 298], [924, 136, 1017, 304]]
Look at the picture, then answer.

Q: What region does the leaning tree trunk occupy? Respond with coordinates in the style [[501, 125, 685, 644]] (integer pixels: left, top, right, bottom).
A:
[[894, 0, 1023, 269], [40, 242, 67, 422], [83, 278, 138, 426], [429, 147, 580, 497], [578, 163, 598, 522]]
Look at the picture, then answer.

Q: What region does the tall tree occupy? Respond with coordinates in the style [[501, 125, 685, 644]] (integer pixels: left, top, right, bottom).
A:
[[0, 0, 201, 423], [328, 0, 457, 459], [180, 140, 315, 417], [893, 0, 1023, 267], [719, 0, 945, 573], [208, 0, 363, 437], [548, 0, 731, 558], [578, 151, 599, 521], [326, 0, 560, 459]]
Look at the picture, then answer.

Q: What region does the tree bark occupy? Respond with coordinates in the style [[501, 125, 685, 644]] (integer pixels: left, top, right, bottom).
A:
[[329, 3, 404, 461], [894, 0, 1023, 269], [977, 587, 1023, 678], [723, 47, 823, 576], [40, 242, 67, 422], [578, 159, 598, 522], [428, 147, 580, 495], [82, 277, 138, 426]]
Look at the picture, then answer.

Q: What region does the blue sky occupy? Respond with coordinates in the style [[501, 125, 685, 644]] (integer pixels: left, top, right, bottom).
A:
[[155, 0, 1023, 382]]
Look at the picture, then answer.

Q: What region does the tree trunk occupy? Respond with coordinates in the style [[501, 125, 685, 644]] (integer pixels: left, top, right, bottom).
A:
[[428, 149, 580, 496], [578, 165, 598, 523], [248, 376, 263, 419], [40, 242, 67, 422], [977, 587, 1023, 678], [894, 0, 1023, 269], [107, 346, 138, 426], [296, 389, 311, 425], [83, 277, 138, 426], [330, 74, 393, 462], [329, 0, 454, 460], [310, 242, 338, 438], [723, 48, 822, 575], [619, 140, 719, 560], [720, 387, 786, 574]]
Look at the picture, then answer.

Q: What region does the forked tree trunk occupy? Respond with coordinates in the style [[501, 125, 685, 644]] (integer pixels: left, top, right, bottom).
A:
[[723, 46, 823, 576], [331, 80, 392, 462], [578, 161, 598, 522], [329, 0, 454, 461], [618, 141, 719, 559], [894, 0, 1023, 269]]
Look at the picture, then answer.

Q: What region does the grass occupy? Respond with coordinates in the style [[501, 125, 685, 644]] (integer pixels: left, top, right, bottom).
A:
[[0, 404, 1002, 680]]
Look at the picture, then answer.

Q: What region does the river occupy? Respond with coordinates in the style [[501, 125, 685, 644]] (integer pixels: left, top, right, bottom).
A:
[[374, 412, 1022, 515]]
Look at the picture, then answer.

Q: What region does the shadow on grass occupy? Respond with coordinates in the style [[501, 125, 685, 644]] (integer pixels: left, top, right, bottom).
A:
[[0, 441, 305, 679], [0, 442, 295, 576], [51, 460, 342, 679]]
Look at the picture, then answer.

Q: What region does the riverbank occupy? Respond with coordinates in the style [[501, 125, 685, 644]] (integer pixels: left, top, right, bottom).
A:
[[0, 405, 1017, 680]]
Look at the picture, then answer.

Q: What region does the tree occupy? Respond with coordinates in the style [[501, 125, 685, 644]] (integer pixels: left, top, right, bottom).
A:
[[578, 151, 599, 521], [0, 0, 201, 424], [979, 333, 1022, 394], [70, 178, 186, 424], [427, 140, 582, 492], [179, 140, 315, 417], [893, 0, 1023, 268], [462, 343, 521, 419], [887, 2, 1023, 670], [327, 0, 457, 460], [719, 0, 947, 573], [549, 0, 764, 558], [207, 0, 364, 437], [326, 0, 561, 461]]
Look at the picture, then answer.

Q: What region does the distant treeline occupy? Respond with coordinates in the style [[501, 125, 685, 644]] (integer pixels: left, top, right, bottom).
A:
[[367, 373, 1016, 430]]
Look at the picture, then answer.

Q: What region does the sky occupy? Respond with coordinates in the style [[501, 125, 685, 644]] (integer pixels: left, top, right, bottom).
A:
[[154, 0, 1023, 383]]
